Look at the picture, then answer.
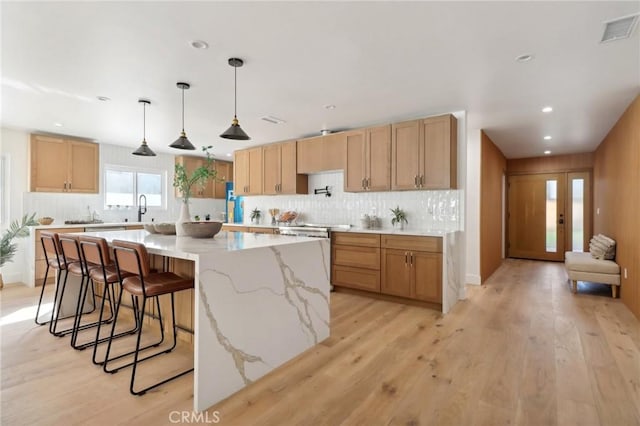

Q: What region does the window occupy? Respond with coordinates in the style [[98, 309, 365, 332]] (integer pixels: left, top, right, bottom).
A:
[[104, 165, 165, 209]]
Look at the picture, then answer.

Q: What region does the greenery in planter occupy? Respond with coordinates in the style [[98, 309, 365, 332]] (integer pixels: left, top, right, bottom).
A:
[[1, 213, 39, 268], [390, 206, 408, 227], [250, 208, 262, 223], [173, 145, 219, 203]]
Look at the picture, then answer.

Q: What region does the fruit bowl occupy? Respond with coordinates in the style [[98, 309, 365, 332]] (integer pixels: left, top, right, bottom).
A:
[[153, 223, 176, 235], [38, 217, 54, 225], [143, 223, 157, 233], [182, 221, 223, 238]]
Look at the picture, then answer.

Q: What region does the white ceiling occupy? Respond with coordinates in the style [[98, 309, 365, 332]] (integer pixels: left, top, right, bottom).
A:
[[1, 1, 639, 159]]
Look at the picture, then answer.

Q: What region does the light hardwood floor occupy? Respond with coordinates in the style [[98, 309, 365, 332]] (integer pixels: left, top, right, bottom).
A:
[[1, 259, 639, 425]]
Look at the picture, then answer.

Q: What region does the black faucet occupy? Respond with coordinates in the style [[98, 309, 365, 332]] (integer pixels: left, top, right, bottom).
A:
[[138, 194, 147, 222]]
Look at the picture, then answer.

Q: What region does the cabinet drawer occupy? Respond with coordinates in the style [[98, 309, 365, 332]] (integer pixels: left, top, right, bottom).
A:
[[250, 227, 275, 234], [332, 245, 380, 269], [381, 235, 442, 252], [332, 265, 380, 292], [223, 226, 249, 232], [332, 232, 380, 248]]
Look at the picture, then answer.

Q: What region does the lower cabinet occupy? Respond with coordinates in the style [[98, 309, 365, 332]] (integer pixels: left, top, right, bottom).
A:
[[331, 232, 443, 306]]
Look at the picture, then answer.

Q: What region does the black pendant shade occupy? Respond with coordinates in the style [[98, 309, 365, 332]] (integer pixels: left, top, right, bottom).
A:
[[133, 99, 156, 156], [220, 58, 250, 140], [169, 82, 196, 150]]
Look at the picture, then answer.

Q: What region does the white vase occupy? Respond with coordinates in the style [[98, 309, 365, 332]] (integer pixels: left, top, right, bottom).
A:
[[176, 201, 191, 236]]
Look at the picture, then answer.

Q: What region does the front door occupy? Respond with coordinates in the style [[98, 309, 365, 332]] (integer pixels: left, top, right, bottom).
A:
[[507, 173, 566, 261]]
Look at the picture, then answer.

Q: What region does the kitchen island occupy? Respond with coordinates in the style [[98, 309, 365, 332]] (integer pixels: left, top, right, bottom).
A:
[[75, 229, 330, 412]]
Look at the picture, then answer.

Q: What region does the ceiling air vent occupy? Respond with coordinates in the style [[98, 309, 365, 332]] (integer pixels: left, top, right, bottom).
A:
[[601, 13, 639, 43], [260, 115, 286, 124]]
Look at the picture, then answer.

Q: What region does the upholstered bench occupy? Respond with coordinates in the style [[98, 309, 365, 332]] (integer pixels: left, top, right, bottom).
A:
[[564, 251, 621, 298]]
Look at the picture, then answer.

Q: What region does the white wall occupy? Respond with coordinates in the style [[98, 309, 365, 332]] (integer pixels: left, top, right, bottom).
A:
[[465, 128, 481, 285]]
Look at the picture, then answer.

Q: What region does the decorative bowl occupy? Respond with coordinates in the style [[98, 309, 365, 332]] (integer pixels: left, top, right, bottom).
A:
[[153, 223, 176, 235], [182, 221, 223, 238], [143, 223, 157, 233], [38, 217, 54, 225]]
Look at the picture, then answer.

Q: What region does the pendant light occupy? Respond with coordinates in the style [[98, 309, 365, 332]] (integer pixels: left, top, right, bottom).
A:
[[220, 57, 250, 140], [133, 99, 156, 156], [169, 82, 196, 150]]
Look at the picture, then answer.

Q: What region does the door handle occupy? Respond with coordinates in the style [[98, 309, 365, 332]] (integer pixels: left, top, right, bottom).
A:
[[559, 213, 564, 225]]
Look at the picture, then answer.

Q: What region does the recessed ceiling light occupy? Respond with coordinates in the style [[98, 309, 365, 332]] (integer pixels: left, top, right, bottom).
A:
[[226, 153, 232, 157], [515, 54, 534, 62], [544, 135, 552, 140], [190, 40, 209, 49], [54, 122, 63, 127], [324, 104, 336, 110], [97, 96, 110, 102], [544, 150, 551, 155], [542, 106, 553, 113]]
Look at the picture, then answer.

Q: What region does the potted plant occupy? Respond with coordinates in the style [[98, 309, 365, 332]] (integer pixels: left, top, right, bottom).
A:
[[0, 213, 39, 289], [173, 146, 219, 235], [390, 206, 408, 230], [250, 208, 262, 224]]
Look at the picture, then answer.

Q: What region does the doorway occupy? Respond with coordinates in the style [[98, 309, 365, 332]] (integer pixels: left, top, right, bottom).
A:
[[507, 172, 591, 261]]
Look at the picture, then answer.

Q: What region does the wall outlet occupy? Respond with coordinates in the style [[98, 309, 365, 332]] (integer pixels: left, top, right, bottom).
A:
[[624, 268, 628, 279]]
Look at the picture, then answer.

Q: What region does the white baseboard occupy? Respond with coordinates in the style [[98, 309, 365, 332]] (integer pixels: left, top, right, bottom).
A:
[[466, 273, 481, 285], [1, 272, 23, 285]]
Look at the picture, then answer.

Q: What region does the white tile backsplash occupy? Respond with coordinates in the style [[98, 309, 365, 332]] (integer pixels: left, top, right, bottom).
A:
[[243, 172, 463, 232]]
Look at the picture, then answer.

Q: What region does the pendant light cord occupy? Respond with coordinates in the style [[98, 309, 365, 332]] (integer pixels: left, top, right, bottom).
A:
[[234, 65, 237, 118], [143, 102, 146, 142], [181, 87, 185, 132]]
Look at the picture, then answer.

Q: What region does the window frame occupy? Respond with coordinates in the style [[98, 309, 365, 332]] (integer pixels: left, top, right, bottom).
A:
[[103, 164, 167, 210]]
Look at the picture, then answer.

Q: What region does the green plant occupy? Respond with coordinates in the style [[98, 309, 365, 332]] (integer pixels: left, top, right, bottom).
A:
[[173, 146, 220, 203], [1, 213, 39, 268], [250, 208, 261, 221], [390, 206, 408, 226]]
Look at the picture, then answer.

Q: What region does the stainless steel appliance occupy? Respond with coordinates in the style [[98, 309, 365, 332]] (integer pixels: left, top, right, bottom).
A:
[[277, 224, 350, 238]]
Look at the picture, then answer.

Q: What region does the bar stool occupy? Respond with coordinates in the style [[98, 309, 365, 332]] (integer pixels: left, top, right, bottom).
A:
[[104, 239, 194, 395], [35, 232, 67, 328], [77, 236, 139, 361]]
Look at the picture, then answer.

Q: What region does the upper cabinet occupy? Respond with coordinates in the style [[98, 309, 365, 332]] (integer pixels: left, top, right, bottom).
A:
[[262, 140, 308, 195], [175, 156, 233, 199], [391, 114, 457, 190], [30, 134, 99, 193], [297, 133, 346, 174], [344, 125, 391, 192], [234, 147, 263, 196]]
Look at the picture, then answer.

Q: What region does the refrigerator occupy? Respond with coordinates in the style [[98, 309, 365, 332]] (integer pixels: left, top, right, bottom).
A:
[[225, 182, 244, 223]]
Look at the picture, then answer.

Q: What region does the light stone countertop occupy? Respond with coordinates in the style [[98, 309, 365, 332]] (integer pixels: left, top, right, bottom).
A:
[[223, 222, 454, 237], [31, 221, 150, 230]]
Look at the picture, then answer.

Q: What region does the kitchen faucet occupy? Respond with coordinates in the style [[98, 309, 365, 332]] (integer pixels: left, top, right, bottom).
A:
[[138, 194, 147, 222]]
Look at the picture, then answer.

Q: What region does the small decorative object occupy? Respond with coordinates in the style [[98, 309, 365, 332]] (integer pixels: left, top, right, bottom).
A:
[[269, 208, 280, 225], [38, 217, 54, 225], [205, 214, 210, 221], [182, 221, 223, 238], [360, 214, 371, 229], [194, 215, 200, 221], [173, 145, 219, 235], [1, 213, 39, 289], [250, 208, 261, 224], [143, 223, 157, 233], [154, 223, 177, 235], [390, 206, 408, 230], [277, 210, 298, 224]]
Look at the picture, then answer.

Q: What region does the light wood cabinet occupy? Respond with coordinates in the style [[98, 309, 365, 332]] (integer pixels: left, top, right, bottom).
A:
[[213, 161, 233, 199], [175, 156, 233, 199], [391, 114, 457, 190], [297, 133, 346, 174], [30, 135, 99, 193], [262, 141, 308, 195], [381, 235, 442, 304], [331, 233, 381, 292], [234, 147, 263, 195], [345, 125, 391, 192]]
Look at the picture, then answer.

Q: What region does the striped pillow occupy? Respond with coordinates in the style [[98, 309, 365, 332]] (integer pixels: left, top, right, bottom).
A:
[[589, 234, 616, 260]]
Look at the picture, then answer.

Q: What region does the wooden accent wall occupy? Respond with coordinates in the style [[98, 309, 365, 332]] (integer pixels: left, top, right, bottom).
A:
[[507, 152, 594, 174], [593, 94, 640, 319], [480, 131, 507, 282]]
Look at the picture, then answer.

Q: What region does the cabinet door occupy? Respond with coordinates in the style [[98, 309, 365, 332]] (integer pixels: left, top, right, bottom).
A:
[[262, 144, 281, 195], [176, 156, 205, 198], [381, 248, 412, 298], [366, 125, 391, 191], [233, 150, 249, 195], [412, 251, 442, 303], [323, 132, 346, 171], [30, 135, 69, 192], [344, 130, 366, 192], [280, 140, 307, 194], [297, 137, 323, 174], [420, 114, 457, 189], [391, 120, 421, 190], [213, 161, 232, 199], [247, 147, 263, 195], [68, 141, 99, 193]]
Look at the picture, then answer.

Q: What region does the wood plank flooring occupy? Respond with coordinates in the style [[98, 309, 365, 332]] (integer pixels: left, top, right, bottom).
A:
[[1, 259, 639, 425]]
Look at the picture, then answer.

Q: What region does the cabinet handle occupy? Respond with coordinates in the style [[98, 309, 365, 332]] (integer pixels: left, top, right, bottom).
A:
[[405, 251, 409, 266], [414, 175, 418, 188], [365, 177, 370, 190], [68, 182, 71, 190], [420, 175, 424, 188], [361, 178, 365, 189], [63, 182, 67, 190], [410, 253, 414, 266]]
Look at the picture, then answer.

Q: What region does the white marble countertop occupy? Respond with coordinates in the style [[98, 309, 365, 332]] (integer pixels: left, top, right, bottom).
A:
[[74, 229, 322, 260], [223, 222, 279, 229], [223, 222, 452, 237]]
